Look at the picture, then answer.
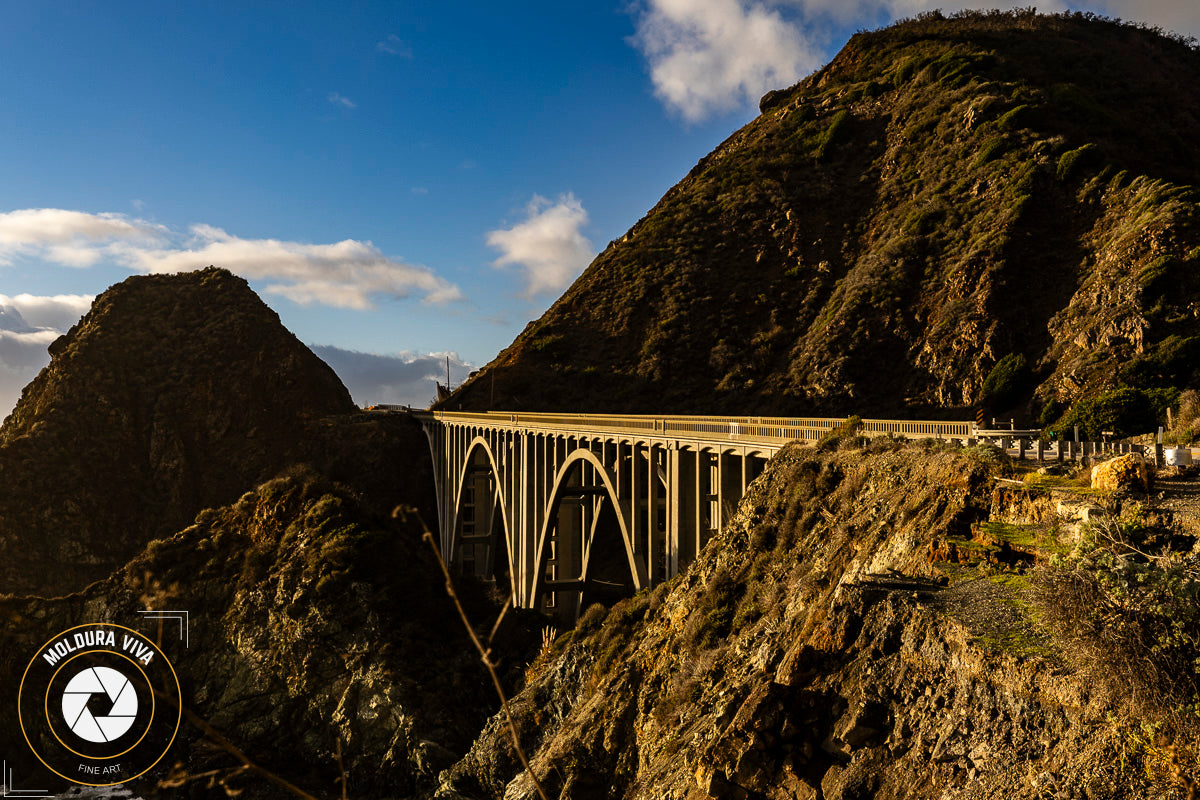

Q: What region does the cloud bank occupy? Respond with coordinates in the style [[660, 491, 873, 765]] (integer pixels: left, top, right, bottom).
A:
[[631, 0, 821, 121], [487, 194, 595, 298], [629, 0, 1198, 121], [0, 294, 93, 419], [311, 345, 472, 408], [0, 209, 460, 310]]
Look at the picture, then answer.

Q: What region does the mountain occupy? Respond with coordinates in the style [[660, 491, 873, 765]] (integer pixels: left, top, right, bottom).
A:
[[444, 10, 1200, 424], [0, 267, 433, 596]]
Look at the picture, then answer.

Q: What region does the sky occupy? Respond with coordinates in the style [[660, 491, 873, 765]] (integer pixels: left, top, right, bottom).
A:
[[1, 1, 1197, 413]]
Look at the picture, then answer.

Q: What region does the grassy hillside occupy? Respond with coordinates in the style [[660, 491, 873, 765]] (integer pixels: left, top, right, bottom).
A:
[[445, 11, 1200, 429]]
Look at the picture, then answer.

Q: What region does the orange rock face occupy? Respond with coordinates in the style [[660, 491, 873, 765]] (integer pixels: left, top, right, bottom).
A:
[[1090, 453, 1154, 493]]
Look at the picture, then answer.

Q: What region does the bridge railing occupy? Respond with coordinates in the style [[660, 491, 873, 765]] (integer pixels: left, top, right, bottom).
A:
[[412, 410, 972, 448]]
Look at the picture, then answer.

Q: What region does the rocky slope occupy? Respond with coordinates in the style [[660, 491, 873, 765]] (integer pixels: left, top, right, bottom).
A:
[[0, 267, 418, 596], [436, 440, 1199, 799], [444, 11, 1200, 423], [0, 467, 521, 798]]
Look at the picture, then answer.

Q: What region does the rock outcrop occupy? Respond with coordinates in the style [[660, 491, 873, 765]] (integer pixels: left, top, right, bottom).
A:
[[0, 469, 508, 798], [0, 268, 378, 596], [437, 442, 1198, 798]]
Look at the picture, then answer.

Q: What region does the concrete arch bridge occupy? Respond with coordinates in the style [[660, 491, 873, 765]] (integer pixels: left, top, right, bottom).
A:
[[413, 411, 970, 621]]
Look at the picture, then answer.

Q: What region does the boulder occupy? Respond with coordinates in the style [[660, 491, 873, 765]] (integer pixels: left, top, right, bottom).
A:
[[1090, 453, 1154, 493]]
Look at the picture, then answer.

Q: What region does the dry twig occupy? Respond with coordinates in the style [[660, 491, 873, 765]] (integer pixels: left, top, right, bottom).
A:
[[397, 506, 551, 800]]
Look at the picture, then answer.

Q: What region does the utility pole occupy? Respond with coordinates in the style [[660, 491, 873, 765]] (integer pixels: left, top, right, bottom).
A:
[[446, 356, 450, 391]]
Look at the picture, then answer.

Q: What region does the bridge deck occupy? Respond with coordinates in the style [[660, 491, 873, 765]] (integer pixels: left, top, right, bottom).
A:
[[415, 410, 973, 453]]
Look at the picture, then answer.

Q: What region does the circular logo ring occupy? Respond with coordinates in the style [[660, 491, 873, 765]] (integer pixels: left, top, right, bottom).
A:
[[18, 623, 181, 788]]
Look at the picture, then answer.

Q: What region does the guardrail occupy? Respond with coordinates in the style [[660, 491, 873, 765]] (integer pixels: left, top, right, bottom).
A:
[[411, 410, 973, 448]]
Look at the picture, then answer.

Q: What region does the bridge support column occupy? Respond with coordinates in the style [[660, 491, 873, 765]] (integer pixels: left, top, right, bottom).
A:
[[646, 444, 661, 584], [668, 447, 698, 576], [718, 451, 741, 531]]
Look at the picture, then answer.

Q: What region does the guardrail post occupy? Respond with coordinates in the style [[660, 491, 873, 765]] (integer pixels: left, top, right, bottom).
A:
[[1036, 439, 1045, 462]]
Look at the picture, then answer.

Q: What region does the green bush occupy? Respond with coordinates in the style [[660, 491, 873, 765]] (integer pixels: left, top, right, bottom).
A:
[[996, 103, 1038, 131], [685, 568, 742, 651], [980, 353, 1030, 409], [974, 135, 1007, 166], [1056, 142, 1100, 181], [1035, 542, 1200, 723], [816, 415, 863, 452], [893, 55, 924, 86], [814, 110, 851, 160], [1057, 387, 1162, 439], [1038, 397, 1064, 428]]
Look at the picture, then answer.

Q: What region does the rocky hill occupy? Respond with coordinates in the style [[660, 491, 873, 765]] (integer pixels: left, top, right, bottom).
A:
[[0, 468, 519, 798], [436, 438, 1200, 799], [0, 267, 433, 596], [444, 11, 1200, 425]]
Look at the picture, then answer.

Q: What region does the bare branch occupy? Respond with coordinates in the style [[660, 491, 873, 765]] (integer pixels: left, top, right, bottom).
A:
[[398, 506, 551, 800]]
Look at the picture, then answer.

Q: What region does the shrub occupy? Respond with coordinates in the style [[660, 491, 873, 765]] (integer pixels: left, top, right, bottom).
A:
[[1056, 142, 1100, 181], [979, 353, 1030, 409], [1057, 387, 1161, 439], [577, 602, 607, 634], [1034, 542, 1200, 724], [996, 103, 1038, 131], [859, 80, 885, 100], [685, 568, 742, 651], [974, 135, 1007, 166], [1167, 389, 1200, 445], [1038, 397, 1064, 428], [814, 110, 851, 160], [816, 415, 863, 452], [893, 55, 924, 86]]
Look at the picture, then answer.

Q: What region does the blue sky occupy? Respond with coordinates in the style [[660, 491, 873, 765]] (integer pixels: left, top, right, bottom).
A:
[[0, 1, 1195, 411]]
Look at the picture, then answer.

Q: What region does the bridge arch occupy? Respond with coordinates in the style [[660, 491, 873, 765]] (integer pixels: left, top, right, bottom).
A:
[[530, 449, 647, 620], [450, 436, 514, 593]]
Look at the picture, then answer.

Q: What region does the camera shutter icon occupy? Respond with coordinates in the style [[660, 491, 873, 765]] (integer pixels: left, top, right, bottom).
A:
[[61, 666, 139, 743]]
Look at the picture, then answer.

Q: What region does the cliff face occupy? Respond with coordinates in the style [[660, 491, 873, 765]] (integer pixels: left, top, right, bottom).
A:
[[0, 469, 508, 798], [445, 11, 1200, 420], [436, 442, 1199, 799], [0, 268, 380, 596]]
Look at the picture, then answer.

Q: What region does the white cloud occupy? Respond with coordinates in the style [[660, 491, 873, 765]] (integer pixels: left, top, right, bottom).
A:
[[0, 208, 166, 267], [0, 209, 461, 311], [311, 345, 471, 408], [1091, 0, 1200, 35], [120, 224, 462, 309], [328, 92, 357, 109], [630, 0, 822, 121], [377, 34, 414, 57], [0, 294, 92, 419], [486, 194, 595, 298], [0, 293, 92, 331], [628, 0, 1200, 121]]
